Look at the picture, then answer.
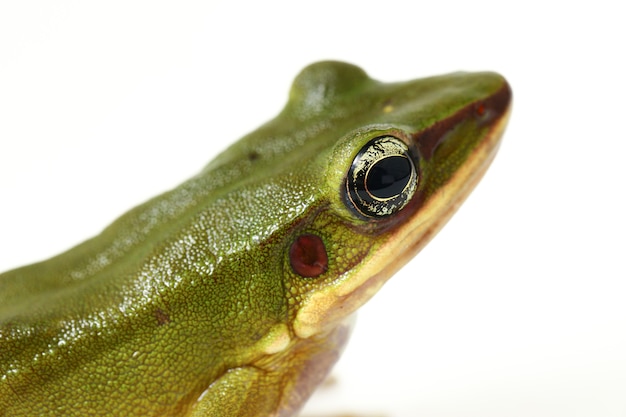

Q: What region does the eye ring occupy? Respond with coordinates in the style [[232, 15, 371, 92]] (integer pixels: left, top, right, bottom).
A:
[[345, 136, 418, 218]]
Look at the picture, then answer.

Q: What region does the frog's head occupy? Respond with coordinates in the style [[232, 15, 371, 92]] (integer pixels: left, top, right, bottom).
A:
[[267, 62, 512, 339], [204, 61, 510, 343]]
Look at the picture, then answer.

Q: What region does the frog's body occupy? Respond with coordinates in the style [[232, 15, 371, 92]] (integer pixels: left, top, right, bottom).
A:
[[0, 62, 511, 416]]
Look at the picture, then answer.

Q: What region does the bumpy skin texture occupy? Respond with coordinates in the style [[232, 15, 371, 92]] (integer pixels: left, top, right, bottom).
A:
[[0, 62, 511, 416]]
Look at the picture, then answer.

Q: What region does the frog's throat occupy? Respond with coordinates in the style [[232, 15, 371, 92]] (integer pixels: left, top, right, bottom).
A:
[[293, 106, 511, 339]]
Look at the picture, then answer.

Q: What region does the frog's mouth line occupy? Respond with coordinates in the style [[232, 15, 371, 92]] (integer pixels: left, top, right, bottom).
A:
[[293, 103, 511, 339]]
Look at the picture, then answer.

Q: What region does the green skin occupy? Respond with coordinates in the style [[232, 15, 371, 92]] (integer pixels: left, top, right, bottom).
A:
[[0, 62, 511, 416]]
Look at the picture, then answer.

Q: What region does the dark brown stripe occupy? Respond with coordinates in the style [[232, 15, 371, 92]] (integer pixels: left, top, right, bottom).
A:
[[413, 81, 512, 160]]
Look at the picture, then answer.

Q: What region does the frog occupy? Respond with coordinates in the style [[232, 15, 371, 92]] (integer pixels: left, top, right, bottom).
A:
[[0, 61, 511, 416]]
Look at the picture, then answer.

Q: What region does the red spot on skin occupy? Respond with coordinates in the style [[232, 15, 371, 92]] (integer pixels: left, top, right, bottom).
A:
[[475, 102, 486, 116], [289, 234, 328, 278]]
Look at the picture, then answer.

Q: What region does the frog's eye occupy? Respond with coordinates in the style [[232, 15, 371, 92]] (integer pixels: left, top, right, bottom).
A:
[[345, 136, 418, 218]]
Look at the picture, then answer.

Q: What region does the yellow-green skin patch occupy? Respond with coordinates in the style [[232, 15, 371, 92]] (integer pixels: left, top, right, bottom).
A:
[[0, 61, 511, 416]]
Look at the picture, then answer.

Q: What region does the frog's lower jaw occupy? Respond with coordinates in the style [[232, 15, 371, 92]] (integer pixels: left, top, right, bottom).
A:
[[190, 317, 355, 417]]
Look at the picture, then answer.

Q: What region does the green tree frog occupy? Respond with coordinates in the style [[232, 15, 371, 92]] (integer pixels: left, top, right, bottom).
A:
[[0, 61, 511, 416]]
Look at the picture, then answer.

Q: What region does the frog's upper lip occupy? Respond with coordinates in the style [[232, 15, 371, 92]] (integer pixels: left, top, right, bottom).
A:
[[293, 83, 512, 339]]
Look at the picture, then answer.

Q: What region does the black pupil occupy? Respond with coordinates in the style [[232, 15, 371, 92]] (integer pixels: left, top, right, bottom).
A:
[[366, 155, 412, 199]]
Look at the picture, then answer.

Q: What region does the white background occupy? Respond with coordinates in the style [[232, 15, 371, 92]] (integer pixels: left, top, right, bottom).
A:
[[1, 2, 624, 416]]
